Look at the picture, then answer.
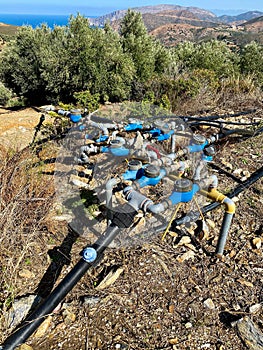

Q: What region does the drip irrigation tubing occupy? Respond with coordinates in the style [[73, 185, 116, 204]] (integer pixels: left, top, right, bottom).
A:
[[181, 109, 257, 122], [218, 128, 255, 137], [189, 120, 259, 127], [208, 163, 243, 184], [0, 225, 120, 350], [150, 109, 257, 122]]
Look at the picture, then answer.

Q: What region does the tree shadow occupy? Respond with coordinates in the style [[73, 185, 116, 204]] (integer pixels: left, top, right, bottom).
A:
[[34, 225, 80, 299]]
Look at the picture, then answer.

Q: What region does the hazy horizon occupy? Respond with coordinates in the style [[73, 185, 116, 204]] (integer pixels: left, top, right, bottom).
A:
[[0, 1, 262, 16]]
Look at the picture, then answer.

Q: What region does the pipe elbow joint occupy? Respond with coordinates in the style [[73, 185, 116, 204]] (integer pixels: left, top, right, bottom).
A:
[[148, 200, 169, 214], [106, 178, 119, 191], [223, 197, 235, 214]]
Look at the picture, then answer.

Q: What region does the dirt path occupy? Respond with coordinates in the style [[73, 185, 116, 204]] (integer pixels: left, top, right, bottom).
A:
[[0, 107, 44, 153]]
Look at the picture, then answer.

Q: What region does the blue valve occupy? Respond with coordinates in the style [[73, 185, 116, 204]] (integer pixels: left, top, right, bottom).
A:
[[156, 130, 174, 141], [188, 140, 208, 153], [124, 123, 143, 131], [96, 135, 109, 143], [149, 128, 162, 137], [136, 167, 166, 188], [122, 166, 146, 181], [169, 183, 199, 205], [202, 154, 213, 162], [69, 109, 82, 123], [82, 247, 97, 263], [101, 146, 130, 157]]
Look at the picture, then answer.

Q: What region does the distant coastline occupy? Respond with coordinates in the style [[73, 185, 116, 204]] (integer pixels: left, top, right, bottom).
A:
[[0, 13, 97, 28]]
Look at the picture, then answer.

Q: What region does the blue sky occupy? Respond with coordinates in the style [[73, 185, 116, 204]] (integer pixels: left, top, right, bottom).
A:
[[0, 0, 263, 16]]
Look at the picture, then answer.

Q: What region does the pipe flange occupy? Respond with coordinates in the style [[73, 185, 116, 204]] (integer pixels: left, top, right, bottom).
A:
[[192, 134, 206, 145], [174, 178, 193, 192], [128, 159, 142, 171], [144, 164, 160, 178]]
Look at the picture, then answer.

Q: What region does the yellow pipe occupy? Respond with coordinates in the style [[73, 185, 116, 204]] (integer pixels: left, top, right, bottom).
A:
[[199, 188, 235, 214]]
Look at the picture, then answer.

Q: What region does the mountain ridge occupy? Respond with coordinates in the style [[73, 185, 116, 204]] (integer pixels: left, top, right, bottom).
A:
[[88, 4, 263, 27]]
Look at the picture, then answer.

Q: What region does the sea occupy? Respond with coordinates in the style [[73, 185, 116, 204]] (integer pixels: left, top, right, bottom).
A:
[[0, 13, 97, 28]]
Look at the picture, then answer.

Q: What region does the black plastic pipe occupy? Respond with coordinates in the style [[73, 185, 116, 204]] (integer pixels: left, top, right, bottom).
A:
[[202, 164, 263, 215], [1, 200, 139, 350], [1, 224, 120, 350], [189, 120, 259, 127], [208, 163, 243, 184], [150, 109, 256, 122], [181, 109, 257, 121], [170, 164, 263, 228]]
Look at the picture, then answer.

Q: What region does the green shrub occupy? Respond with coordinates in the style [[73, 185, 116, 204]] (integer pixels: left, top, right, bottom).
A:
[[73, 90, 100, 112], [0, 82, 12, 106]]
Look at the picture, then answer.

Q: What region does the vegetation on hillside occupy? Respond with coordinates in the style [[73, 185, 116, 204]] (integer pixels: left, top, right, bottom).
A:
[[0, 11, 262, 110]]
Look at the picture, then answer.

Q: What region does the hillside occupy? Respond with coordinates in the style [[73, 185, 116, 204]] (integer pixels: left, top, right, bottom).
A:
[[147, 15, 263, 47], [141, 10, 220, 32], [88, 4, 263, 47], [242, 15, 263, 32], [218, 10, 263, 24], [0, 22, 19, 37], [88, 4, 217, 27], [89, 4, 263, 28]]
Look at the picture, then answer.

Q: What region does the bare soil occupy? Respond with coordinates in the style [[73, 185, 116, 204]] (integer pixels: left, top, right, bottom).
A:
[[0, 101, 262, 350]]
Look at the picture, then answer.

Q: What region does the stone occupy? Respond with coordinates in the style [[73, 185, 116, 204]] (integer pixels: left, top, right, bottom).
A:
[[177, 236, 191, 246], [176, 250, 195, 263], [185, 322, 193, 328], [18, 269, 34, 279], [249, 303, 262, 314], [82, 296, 101, 307], [252, 237, 261, 249], [234, 317, 263, 350], [33, 315, 52, 338], [203, 298, 215, 310], [169, 338, 179, 345], [6, 294, 42, 329], [18, 345, 34, 350]]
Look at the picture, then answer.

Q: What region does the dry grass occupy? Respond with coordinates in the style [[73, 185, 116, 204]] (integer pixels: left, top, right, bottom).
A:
[[0, 145, 55, 338]]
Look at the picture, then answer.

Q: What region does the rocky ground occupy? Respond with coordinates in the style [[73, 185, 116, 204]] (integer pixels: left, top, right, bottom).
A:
[[0, 99, 262, 350]]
